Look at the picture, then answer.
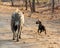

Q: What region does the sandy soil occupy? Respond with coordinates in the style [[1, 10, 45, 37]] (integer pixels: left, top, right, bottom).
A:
[[0, 4, 60, 48]]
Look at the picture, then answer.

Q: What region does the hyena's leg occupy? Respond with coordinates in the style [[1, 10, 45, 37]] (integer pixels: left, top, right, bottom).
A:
[[17, 31, 19, 42], [17, 26, 20, 42], [13, 30, 15, 40], [19, 26, 22, 39]]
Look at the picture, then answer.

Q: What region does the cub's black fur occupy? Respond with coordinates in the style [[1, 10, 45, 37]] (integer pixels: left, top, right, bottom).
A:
[[36, 20, 46, 34]]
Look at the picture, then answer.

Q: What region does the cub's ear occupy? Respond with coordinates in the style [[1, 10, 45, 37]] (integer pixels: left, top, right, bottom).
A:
[[39, 21, 42, 24], [22, 12, 24, 14], [36, 21, 38, 24]]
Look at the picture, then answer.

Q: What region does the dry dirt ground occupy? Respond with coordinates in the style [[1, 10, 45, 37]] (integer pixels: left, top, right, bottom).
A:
[[0, 4, 60, 48]]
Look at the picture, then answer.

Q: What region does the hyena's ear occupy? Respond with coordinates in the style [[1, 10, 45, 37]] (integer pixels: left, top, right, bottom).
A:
[[15, 8, 19, 13]]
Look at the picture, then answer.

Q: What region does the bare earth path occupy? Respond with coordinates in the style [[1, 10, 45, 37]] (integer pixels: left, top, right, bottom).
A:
[[0, 13, 60, 48]]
